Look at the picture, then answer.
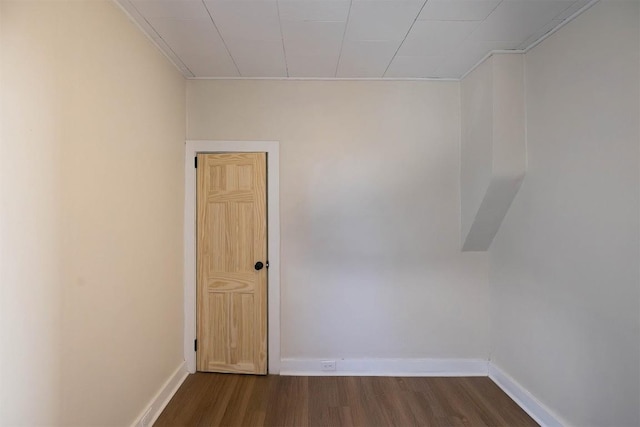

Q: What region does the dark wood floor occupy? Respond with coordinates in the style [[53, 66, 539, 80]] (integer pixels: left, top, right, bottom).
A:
[[156, 373, 538, 427]]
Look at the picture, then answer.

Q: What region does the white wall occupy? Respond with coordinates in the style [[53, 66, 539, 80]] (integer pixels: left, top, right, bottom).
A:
[[0, 1, 186, 425], [187, 80, 490, 361], [489, 1, 640, 426], [461, 57, 493, 247], [461, 54, 525, 252]]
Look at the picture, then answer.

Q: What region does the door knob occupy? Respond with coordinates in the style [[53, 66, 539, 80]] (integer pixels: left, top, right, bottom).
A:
[[254, 261, 264, 271]]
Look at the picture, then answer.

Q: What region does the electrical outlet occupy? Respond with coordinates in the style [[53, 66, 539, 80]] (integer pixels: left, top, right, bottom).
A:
[[321, 360, 336, 371]]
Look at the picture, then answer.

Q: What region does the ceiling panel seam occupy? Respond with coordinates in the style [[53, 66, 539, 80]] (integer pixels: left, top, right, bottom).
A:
[[201, 0, 241, 77], [334, 0, 354, 78], [114, 0, 194, 77], [382, 0, 428, 78], [276, 1, 290, 78]]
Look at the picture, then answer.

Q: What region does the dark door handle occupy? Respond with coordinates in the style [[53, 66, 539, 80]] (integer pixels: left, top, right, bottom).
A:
[[254, 261, 264, 271]]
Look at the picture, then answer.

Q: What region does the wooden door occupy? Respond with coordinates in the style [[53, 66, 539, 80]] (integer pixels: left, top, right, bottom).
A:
[[196, 153, 267, 374]]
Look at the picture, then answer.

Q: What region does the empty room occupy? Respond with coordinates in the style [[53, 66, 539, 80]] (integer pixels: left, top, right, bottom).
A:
[[0, 0, 638, 426]]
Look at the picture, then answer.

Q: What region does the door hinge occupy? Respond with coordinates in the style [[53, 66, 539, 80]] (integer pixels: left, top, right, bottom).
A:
[[194, 156, 198, 168], [194, 339, 198, 352]]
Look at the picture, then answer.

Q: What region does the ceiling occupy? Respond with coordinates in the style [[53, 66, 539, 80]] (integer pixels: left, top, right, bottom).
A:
[[116, 0, 593, 79]]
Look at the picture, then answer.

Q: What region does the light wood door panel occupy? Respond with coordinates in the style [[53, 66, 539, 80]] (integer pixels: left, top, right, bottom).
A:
[[197, 153, 267, 374]]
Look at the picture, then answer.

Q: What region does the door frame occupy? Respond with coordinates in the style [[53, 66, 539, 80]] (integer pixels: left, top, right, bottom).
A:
[[184, 140, 280, 374]]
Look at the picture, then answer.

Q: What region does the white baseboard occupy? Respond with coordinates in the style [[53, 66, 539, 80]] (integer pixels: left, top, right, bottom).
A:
[[280, 358, 489, 376], [488, 363, 565, 427], [131, 361, 189, 427]]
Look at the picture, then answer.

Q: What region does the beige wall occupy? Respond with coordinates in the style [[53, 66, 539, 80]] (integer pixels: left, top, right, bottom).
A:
[[1, 2, 63, 423], [489, 1, 640, 426], [188, 80, 490, 361], [0, 1, 185, 425]]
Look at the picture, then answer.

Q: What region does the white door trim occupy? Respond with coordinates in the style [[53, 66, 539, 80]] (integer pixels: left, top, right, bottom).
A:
[[184, 140, 280, 374]]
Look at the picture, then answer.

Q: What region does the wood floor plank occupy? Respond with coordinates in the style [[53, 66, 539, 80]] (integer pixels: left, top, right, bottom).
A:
[[376, 377, 419, 426], [155, 373, 539, 427], [402, 378, 442, 425], [308, 377, 341, 427], [218, 375, 256, 426], [193, 371, 238, 426], [263, 376, 309, 427], [240, 375, 271, 427]]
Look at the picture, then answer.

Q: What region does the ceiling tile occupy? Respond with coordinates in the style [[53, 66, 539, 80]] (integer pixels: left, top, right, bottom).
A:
[[385, 55, 442, 77], [554, 0, 590, 21], [436, 40, 519, 78], [417, 0, 500, 21], [182, 53, 239, 76], [470, 0, 574, 42], [282, 20, 345, 57], [277, 0, 351, 21], [336, 40, 400, 77], [116, 0, 194, 76], [225, 39, 287, 77], [345, 1, 426, 41], [146, 18, 212, 55], [119, 0, 596, 78], [146, 18, 238, 76], [287, 54, 339, 77], [204, 1, 282, 41], [131, 0, 210, 21], [517, 19, 562, 49], [397, 20, 479, 56]]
